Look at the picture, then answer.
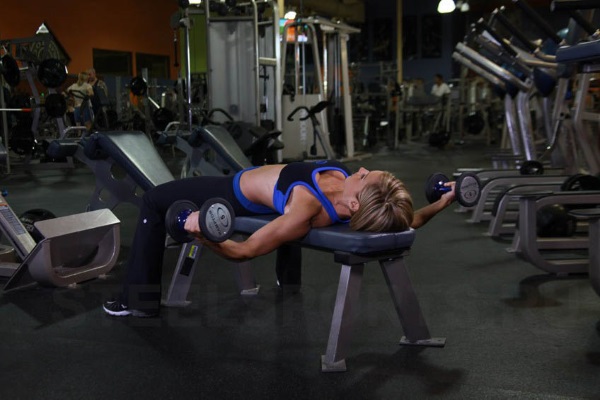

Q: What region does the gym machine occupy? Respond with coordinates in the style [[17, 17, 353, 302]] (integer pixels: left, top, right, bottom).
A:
[[200, 0, 282, 134], [0, 192, 120, 291], [0, 27, 72, 173], [281, 16, 359, 160]]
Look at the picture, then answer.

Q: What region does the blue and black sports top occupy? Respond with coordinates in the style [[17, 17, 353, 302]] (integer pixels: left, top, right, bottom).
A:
[[233, 160, 351, 223]]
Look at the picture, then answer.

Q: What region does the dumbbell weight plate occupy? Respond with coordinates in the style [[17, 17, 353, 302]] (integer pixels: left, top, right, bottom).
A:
[[198, 198, 235, 243], [1, 54, 20, 87], [37, 58, 68, 88], [561, 174, 600, 191], [519, 160, 544, 175], [455, 173, 481, 207], [165, 200, 198, 243], [425, 173, 448, 204]]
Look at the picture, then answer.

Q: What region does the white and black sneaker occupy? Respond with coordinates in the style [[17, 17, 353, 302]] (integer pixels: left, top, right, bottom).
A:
[[102, 300, 157, 318]]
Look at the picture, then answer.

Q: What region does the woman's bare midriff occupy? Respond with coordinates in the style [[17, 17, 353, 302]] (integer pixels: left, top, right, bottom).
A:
[[238, 164, 346, 213]]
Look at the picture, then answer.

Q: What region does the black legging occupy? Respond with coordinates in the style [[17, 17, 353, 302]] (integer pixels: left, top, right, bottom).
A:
[[121, 175, 264, 312]]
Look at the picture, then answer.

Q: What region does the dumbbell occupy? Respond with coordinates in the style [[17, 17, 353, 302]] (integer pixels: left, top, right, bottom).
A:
[[425, 172, 482, 207], [165, 198, 235, 243]]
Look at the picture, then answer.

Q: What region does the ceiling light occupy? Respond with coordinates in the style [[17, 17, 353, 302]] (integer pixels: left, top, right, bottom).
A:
[[461, 1, 470, 12], [437, 0, 456, 13], [284, 10, 297, 20]]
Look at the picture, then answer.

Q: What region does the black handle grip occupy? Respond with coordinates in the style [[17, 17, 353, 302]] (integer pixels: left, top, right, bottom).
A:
[[173, 37, 179, 68], [476, 18, 518, 57], [513, 0, 563, 44], [551, 0, 600, 11], [287, 106, 309, 121], [492, 7, 539, 52]]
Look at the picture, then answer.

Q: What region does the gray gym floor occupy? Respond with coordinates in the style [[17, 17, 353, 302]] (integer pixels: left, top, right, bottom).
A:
[[0, 139, 598, 399]]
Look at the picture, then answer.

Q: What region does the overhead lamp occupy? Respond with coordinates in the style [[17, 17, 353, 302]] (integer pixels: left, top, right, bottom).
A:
[[284, 10, 297, 20], [437, 0, 456, 13], [460, 1, 470, 12]]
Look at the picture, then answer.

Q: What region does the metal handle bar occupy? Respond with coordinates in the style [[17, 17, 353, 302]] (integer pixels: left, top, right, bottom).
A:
[[286, 101, 331, 121]]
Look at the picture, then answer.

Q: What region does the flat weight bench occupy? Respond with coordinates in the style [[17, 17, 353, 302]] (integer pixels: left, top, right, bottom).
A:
[[163, 215, 445, 372]]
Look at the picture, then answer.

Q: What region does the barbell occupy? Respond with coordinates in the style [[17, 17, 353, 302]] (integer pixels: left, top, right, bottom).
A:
[[0, 93, 67, 118]]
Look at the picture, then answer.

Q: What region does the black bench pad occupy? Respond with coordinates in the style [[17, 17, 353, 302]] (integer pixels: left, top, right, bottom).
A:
[[234, 215, 416, 255]]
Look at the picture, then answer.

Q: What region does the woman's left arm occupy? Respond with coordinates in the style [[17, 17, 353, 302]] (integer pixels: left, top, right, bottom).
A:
[[411, 181, 455, 229]]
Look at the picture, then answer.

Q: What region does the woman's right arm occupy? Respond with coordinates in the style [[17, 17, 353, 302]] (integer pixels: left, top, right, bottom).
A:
[[186, 188, 322, 261]]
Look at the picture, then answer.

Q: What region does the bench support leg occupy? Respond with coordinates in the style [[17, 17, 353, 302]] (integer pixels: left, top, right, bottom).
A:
[[380, 258, 446, 347], [162, 242, 204, 307], [230, 233, 259, 295], [232, 260, 260, 295], [322, 263, 364, 372]]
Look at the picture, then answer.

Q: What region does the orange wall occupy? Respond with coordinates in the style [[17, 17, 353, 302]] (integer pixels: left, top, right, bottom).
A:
[[1, 0, 180, 78]]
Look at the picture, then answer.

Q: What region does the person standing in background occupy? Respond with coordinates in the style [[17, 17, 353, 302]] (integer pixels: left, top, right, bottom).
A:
[[66, 71, 94, 131], [88, 68, 109, 117], [431, 73, 451, 98]]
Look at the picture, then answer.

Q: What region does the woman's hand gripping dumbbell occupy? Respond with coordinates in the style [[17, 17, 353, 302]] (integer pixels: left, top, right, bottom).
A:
[[165, 198, 235, 243], [425, 172, 482, 207]]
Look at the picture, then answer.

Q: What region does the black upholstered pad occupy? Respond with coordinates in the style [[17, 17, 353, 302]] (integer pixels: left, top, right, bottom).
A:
[[94, 131, 175, 191], [557, 40, 600, 63], [234, 215, 415, 255], [195, 125, 252, 171]]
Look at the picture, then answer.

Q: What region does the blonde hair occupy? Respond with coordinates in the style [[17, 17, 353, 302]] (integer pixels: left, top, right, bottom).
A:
[[77, 71, 89, 84], [349, 171, 413, 232]]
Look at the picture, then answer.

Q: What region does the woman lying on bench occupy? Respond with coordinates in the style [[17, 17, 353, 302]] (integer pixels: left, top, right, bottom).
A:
[[103, 160, 456, 317]]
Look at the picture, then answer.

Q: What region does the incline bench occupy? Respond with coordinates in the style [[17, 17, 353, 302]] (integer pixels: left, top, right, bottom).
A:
[[48, 130, 445, 371], [164, 214, 446, 372]]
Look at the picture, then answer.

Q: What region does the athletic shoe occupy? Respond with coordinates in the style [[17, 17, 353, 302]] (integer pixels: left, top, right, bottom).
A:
[[102, 300, 158, 318]]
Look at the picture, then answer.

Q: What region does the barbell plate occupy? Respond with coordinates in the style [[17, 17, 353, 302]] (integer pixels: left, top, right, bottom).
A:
[[519, 160, 544, 175], [561, 174, 600, 191], [130, 76, 148, 96], [37, 58, 68, 88], [44, 93, 67, 118], [0, 54, 20, 87]]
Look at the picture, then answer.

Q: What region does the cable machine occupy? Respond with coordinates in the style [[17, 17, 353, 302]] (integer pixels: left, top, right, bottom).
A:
[[281, 16, 359, 160]]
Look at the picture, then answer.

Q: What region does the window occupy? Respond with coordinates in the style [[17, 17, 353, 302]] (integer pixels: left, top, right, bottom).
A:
[[136, 53, 170, 79], [93, 49, 133, 76]]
